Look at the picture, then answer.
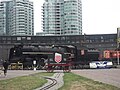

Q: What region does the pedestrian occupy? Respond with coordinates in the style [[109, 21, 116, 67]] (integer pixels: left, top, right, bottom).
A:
[[3, 60, 9, 76]]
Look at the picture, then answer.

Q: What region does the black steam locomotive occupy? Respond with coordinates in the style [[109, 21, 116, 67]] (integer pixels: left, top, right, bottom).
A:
[[9, 44, 76, 71], [8, 44, 100, 70]]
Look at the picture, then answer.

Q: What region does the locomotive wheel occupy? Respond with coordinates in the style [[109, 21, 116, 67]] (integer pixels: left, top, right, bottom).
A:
[[63, 69, 71, 72], [46, 66, 54, 72], [47, 69, 54, 72], [63, 66, 71, 72], [46, 69, 54, 72]]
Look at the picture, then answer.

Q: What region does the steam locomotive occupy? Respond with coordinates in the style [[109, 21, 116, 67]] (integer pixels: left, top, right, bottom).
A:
[[9, 44, 76, 71]]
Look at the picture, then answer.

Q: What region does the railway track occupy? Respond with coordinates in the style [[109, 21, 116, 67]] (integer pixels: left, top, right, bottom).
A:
[[39, 77, 57, 90], [38, 73, 62, 90]]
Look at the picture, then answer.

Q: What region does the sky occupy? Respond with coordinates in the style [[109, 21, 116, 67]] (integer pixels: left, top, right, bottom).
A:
[[82, 0, 120, 34], [1, 0, 120, 34]]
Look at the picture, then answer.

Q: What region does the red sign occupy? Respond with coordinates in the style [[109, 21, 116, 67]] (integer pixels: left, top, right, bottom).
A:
[[55, 53, 62, 63]]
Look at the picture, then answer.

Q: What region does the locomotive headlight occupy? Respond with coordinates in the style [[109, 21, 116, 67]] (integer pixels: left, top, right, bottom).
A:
[[14, 50, 16, 53]]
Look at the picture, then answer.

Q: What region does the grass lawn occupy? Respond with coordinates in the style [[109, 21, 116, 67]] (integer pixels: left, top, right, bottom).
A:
[[59, 72, 120, 90], [1, 72, 120, 90], [0, 72, 54, 90]]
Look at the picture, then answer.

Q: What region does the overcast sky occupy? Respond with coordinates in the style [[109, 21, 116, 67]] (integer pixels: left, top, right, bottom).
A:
[[2, 0, 120, 34], [82, 0, 120, 34]]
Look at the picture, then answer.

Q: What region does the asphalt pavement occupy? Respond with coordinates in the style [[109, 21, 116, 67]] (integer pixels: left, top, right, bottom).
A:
[[0, 70, 46, 80]]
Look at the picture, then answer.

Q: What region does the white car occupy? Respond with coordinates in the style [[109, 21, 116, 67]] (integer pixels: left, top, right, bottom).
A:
[[89, 61, 113, 69]]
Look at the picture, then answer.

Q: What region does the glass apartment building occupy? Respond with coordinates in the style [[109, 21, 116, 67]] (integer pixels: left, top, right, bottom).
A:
[[0, 0, 34, 36], [42, 0, 82, 35], [0, 1, 7, 35]]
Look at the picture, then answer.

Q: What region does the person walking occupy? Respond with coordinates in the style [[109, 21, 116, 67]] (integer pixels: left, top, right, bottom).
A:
[[3, 60, 9, 76]]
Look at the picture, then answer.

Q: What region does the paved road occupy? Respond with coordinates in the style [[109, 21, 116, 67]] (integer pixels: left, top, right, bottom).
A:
[[72, 69, 120, 88], [0, 70, 46, 80]]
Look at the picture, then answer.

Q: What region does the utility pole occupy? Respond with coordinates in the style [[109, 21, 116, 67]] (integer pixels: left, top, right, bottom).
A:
[[117, 28, 120, 65], [117, 45, 119, 65]]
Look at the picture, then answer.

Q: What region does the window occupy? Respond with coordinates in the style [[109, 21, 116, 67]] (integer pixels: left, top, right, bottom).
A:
[[27, 37, 31, 40], [17, 37, 21, 40]]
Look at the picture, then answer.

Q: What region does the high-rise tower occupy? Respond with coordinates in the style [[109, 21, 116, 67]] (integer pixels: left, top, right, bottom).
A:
[[0, 0, 34, 36], [0, 1, 8, 35], [42, 0, 82, 35]]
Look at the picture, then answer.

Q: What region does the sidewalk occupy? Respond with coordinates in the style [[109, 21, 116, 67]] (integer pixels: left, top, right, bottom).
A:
[[0, 70, 46, 80]]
